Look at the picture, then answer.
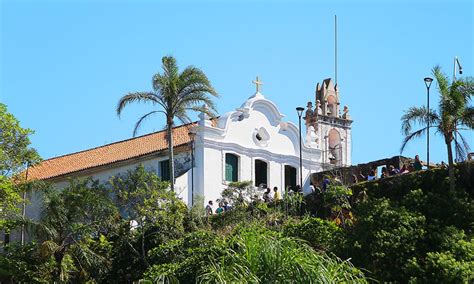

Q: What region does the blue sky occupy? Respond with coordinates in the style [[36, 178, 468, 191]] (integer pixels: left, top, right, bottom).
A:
[[1, 0, 473, 165]]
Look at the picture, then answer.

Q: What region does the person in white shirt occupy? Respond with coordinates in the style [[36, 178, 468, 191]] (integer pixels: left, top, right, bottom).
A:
[[303, 184, 315, 196], [205, 200, 214, 216]]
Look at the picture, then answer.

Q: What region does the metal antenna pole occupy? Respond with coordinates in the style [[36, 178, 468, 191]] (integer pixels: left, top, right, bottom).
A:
[[335, 15, 338, 85]]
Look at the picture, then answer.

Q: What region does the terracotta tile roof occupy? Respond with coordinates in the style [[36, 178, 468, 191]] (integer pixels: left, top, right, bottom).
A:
[[27, 122, 197, 181]]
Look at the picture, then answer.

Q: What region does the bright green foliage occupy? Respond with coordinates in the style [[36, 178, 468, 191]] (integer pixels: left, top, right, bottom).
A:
[[0, 103, 40, 177], [0, 103, 40, 233], [36, 178, 118, 282], [283, 216, 342, 252], [0, 176, 22, 232], [145, 226, 367, 283]]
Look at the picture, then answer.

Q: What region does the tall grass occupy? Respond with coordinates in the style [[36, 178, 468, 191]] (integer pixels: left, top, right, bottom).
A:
[[197, 226, 367, 283]]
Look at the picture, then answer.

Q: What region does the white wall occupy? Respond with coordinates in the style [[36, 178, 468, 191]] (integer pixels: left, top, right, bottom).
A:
[[195, 92, 323, 204]]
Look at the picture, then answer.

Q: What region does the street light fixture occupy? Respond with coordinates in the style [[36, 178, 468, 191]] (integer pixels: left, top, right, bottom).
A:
[[296, 107, 305, 187], [188, 130, 197, 206], [424, 77, 433, 170], [453, 57, 463, 162]]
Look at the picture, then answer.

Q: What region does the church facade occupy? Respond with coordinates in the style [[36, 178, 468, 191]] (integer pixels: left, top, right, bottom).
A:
[[24, 77, 352, 211]]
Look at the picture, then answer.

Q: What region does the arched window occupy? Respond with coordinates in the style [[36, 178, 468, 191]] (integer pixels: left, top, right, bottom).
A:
[[225, 153, 239, 182], [328, 129, 342, 165], [326, 95, 337, 117]]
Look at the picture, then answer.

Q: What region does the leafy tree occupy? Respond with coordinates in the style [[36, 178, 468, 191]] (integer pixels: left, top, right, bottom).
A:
[[0, 103, 40, 177], [0, 103, 41, 240], [405, 228, 474, 283], [35, 178, 118, 282], [345, 198, 426, 282], [220, 180, 258, 207], [0, 176, 22, 232], [117, 56, 218, 191], [401, 66, 473, 190], [108, 165, 187, 281]]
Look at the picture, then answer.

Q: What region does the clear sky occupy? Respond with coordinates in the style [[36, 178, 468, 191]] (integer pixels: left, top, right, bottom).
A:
[[1, 0, 473, 165]]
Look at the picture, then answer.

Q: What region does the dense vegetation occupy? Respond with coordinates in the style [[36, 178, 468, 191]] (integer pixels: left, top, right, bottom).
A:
[[1, 162, 472, 283], [1, 92, 473, 283]]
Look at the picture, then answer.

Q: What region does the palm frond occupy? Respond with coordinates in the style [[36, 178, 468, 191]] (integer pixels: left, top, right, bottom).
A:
[[454, 131, 471, 161], [179, 93, 217, 112], [432, 65, 449, 97], [401, 107, 439, 135], [178, 67, 218, 97], [458, 106, 474, 129], [454, 76, 474, 104], [116, 92, 159, 117], [185, 105, 216, 118], [400, 126, 429, 154], [161, 56, 179, 80], [133, 110, 164, 137], [174, 111, 192, 126]]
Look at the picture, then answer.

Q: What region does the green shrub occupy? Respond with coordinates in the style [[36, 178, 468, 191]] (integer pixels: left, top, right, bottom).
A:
[[144, 226, 367, 283], [283, 216, 342, 252], [0, 242, 55, 283], [145, 230, 226, 284], [345, 198, 426, 282], [200, 225, 367, 283]]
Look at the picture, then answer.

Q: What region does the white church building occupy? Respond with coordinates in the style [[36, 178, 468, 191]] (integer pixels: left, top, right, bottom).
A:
[[25, 77, 352, 210]]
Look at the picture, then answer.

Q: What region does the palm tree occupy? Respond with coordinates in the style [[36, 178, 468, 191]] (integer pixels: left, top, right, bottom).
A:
[[117, 56, 218, 191], [401, 65, 474, 190]]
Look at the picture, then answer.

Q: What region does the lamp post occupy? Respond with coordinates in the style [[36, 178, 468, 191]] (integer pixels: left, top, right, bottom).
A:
[[453, 57, 463, 162], [296, 107, 304, 187], [188, 130, 196, 206], [424, 77, 433, 170]]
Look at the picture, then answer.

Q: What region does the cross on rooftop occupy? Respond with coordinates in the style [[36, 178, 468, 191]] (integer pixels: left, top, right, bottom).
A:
[[252, 76, 263, 93]]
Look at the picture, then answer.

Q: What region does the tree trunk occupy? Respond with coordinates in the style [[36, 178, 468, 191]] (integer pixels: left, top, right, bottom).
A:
[[167, 117, 175, 192], [445, 135, 456, 191]]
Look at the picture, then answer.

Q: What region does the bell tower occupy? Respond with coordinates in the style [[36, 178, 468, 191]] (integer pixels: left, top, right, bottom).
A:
[[303, 78, 352, 168]]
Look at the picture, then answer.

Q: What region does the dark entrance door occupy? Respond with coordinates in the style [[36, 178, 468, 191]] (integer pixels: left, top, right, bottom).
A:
[[284, 165, 297, 190], [255, 159, 268, 187]]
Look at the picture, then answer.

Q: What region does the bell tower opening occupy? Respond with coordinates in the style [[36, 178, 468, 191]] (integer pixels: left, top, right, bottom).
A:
[[328, 129, 342, 165], [326, 95, 337, 117]]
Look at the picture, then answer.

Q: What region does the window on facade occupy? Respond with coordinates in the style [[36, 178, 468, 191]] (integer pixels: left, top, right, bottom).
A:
[[160, 160, 170, 181], [254, 159, 268, 187], [284, 165, 297, 190], [225, 153, 239, 182]]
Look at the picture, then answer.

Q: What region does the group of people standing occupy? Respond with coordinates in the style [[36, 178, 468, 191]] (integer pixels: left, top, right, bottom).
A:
[[205, 200, 231, 216], [262, 186, 282, 203], [357, 154, 424, 182]]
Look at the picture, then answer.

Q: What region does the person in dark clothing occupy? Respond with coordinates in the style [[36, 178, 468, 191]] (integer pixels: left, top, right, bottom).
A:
[[413, 155, 423, 171], [321, 177, 330, 192], [263, 187, 272, 203]]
